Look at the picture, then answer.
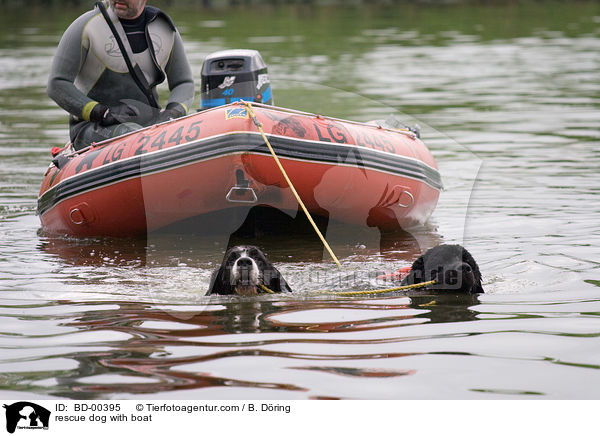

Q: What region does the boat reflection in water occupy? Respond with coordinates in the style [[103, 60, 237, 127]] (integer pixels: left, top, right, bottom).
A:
[[52, 289, 479, 399]]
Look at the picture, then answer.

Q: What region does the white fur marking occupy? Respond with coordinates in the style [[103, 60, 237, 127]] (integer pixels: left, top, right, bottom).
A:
[[232, 249, 260, 286]]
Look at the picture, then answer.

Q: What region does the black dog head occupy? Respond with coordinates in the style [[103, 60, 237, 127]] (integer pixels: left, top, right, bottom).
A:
[[207, 245, 292, 296], [401, 244, 484, 294]]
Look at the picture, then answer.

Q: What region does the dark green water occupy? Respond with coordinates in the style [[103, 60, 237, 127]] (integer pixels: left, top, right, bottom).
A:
[[0, 1, 599, 399]]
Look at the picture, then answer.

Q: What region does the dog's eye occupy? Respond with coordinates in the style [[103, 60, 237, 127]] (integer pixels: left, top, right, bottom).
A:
[[250, 249, 267, 262]]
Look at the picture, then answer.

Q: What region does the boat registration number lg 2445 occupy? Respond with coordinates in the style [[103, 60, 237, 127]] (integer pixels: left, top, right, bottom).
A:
[[74, 121, 203, 174]]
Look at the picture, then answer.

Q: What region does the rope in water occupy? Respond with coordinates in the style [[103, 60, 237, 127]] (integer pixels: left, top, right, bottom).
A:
[[241, 100, 342, 269], [319, 280, 437, 296], [258, 280, 437, 296]]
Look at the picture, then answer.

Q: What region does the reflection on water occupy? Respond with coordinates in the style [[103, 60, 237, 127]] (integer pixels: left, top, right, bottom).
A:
[[1, 1, 600, 399], [1, 293, 482, 399], [5, 287, 599, 399]]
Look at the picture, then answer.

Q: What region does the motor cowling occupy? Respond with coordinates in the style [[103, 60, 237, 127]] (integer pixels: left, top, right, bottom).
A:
[[200, 49, 273, 109]]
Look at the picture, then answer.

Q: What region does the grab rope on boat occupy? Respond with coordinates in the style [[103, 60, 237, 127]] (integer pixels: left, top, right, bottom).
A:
[[241, 100, 342, 269]]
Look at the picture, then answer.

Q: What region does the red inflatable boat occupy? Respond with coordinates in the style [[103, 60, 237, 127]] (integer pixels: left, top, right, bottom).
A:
[[37, 102, 442, 237]]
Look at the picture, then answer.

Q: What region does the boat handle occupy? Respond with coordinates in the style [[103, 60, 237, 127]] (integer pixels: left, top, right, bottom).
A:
[[69, 208, 86, 225], [398, 190, 414, 208], [226, 186, 258, 204]]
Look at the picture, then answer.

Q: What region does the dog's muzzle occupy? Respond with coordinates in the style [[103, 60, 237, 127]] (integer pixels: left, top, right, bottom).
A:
[[431, 262, 475, 291], [231, 256, 260, 295]]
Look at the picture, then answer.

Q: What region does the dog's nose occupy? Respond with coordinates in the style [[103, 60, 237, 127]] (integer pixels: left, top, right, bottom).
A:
[[237, 257, 253, 268]]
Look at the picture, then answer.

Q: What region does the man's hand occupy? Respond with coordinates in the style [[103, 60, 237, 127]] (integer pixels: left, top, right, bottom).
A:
[[90, 102, 140, 126], [155, 102, 186, 124]]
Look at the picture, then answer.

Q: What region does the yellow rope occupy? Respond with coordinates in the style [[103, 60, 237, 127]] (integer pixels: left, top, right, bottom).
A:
[[259, 283, 276, 294], [323, 280, 437, 296], [241, 100, 342, 269], [257, 280, 437, 296]]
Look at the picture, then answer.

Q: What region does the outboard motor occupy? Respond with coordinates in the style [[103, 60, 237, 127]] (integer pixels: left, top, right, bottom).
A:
[[200, 49, 273, 109]]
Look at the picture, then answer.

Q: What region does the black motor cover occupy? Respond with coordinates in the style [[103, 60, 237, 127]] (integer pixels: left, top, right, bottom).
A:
[[200, 49, 273, 109]]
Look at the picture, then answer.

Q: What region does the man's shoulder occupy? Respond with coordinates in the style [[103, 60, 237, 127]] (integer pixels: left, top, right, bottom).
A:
[[145, 6, 177, 31], [70, 9, 101, 30], [62, 8, 103, 40], [74, 8, 103, 26]]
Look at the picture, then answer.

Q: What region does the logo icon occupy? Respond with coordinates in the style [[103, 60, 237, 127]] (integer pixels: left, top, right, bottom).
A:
[[225, 107, 248, 120], [256, 74, 270, 90], [3, 402, 50, 434], [218, 76, 236, 89], [105, 36, 122, 57]]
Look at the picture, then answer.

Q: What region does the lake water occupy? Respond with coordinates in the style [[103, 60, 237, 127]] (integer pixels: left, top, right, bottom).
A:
[[1, 1, 599, 400]]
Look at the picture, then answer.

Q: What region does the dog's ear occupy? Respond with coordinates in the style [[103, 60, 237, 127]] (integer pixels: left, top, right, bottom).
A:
[[264, 266, 292, 293], [207, 266, 233, 295], [411, 254, 425, 275], [206, 268, 221, 295], [462, 248, 484, 293], [401, 254, 425, 285]]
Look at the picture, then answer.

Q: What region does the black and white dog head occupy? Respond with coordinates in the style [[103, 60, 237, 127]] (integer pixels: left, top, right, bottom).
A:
[[207, 245, 292, 296], [401, 244, 484, 294]]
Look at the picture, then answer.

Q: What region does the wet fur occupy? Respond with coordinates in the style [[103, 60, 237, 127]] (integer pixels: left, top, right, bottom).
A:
[[401, 244, 484, 294], [207, 245, 292, 295]]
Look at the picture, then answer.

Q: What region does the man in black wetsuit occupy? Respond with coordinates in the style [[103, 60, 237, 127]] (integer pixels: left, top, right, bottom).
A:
[[47, 0, 194, 150]]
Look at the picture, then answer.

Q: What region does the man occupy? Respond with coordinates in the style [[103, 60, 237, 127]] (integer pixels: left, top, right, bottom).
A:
[[47, 0, 194, 150]]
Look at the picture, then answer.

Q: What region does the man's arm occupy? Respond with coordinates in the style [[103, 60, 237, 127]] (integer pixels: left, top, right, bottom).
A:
[[47, 12, 100, 121], [163, 31, 195, 114]]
